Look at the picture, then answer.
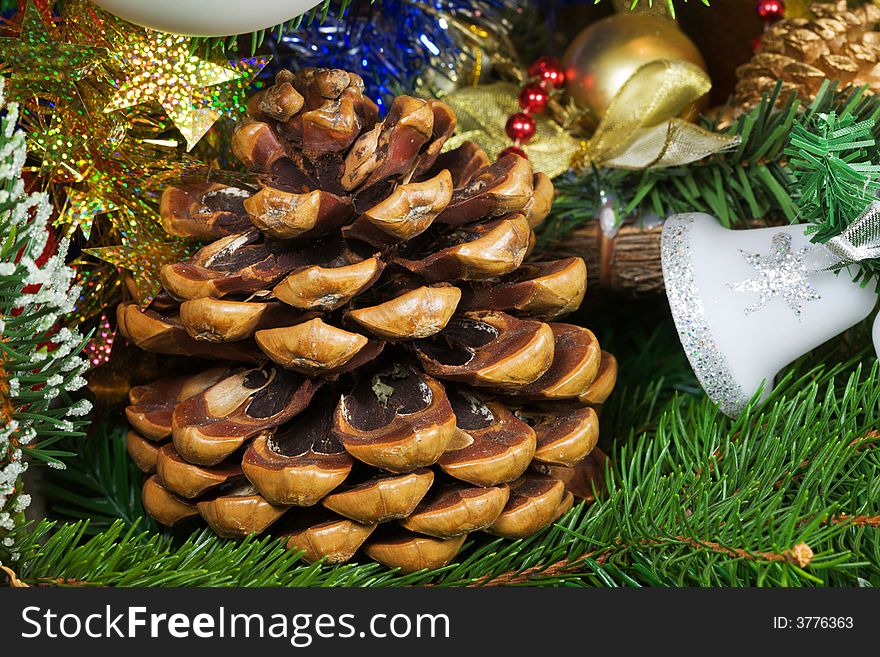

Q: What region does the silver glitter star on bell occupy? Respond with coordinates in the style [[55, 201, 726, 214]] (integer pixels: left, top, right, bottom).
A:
[[729, 232, 821, 320]]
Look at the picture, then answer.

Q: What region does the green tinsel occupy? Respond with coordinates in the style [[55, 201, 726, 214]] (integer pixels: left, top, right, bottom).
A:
[[785, 112, 880, 242]]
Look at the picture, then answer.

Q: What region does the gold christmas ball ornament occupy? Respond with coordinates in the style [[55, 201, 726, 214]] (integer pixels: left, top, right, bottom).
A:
[[562, 14, 708, 117]]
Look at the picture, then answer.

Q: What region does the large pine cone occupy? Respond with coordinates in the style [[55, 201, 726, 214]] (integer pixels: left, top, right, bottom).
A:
[[122, 68, 615, 574], [733, 1, 880, 111]]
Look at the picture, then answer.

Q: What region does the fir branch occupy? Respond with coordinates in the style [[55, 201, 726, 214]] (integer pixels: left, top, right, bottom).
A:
[[0, 79, 90, 556], [12, 353, 880, 587], [539, 82, 880, 245], [41, 419, 158, 535]]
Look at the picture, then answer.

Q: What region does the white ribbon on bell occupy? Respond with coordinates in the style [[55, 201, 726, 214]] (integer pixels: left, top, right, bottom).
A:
[[824, 201, 880, 263], [661, 211, 880, 417]]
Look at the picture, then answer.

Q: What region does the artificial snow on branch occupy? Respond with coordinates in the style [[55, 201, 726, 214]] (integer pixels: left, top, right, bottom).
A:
[[0, 79, 91, 560]]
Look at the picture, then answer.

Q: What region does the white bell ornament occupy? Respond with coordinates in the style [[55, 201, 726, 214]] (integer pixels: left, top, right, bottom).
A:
[[93, 0, 324, 37], [661, 212, 877, 416]]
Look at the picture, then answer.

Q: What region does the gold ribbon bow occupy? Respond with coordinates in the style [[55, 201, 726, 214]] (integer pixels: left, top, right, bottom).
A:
[[441, 58, 738, 178], [580, 59, 740, 170]]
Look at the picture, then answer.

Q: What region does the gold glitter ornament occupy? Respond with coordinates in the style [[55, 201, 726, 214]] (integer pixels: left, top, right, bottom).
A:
[[27, 115, 92, 181], [17, 81, 129, 183], [0, 1, 269, 327], [57, 187, 118, 239], [101, 20, 242, 150], [205, 56, 271, 121], [0, 2, 107, 105], [69, 257, 123, 324], [85, 207, 196, 304]]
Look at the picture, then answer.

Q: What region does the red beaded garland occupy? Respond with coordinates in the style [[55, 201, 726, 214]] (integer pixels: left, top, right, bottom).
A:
[[505, 112, 536, 142], [500, 145, 528, 159], [519, 83, 550, 113], [756, 0, 784, 22], [528, 55, 565, 88], [502, 55, 566, 158]]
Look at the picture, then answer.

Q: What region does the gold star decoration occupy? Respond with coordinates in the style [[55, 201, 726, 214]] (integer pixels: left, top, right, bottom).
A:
[[103, 24, 242, 150], [18, 82, 130, 183], [204, 55, 271, 121], [56, 187, 118, 240], [85, 205, 196, 304], [28, 122, 90, 180], [69, 259, 123, 324], [0, 2, 107, 105]]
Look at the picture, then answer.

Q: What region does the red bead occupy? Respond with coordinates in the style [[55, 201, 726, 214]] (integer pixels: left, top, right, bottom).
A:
[[756, 0, 784, 22], [500, 145, 528, 160], [505, 112, 536, 142], [528, 55, 565, 88], [519, 83, 550, 113]]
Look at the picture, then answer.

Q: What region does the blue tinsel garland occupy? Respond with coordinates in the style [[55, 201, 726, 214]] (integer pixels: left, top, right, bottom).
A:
[[263, 0, 519, 112]]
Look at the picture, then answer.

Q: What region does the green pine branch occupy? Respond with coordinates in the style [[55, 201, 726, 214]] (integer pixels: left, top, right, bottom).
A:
[[540, 83, 880, 245], [11, 334, 880, 587], [40, 419, 158, 535]]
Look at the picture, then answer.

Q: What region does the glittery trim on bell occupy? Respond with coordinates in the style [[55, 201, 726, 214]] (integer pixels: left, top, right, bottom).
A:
[[661, 214, 749, 417]]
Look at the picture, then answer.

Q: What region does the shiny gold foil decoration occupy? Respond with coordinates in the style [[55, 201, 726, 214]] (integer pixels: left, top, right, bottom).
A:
[[102, 25, 241, 150], [56, 187, 118, 239], [0, 2, 107, 105], [733, 1, 880, 111], [85, 207, 196, 305], [208, 56, 271, 121], [0, 0, 269, 371], [27, 109, 93, 180], [69, 259, 123, 324], [562, 13, 708, 118]]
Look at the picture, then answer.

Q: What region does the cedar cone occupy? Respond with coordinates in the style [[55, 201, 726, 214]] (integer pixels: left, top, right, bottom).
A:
[[733, 1, 880, 111], [121, 68, 615, 574]]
